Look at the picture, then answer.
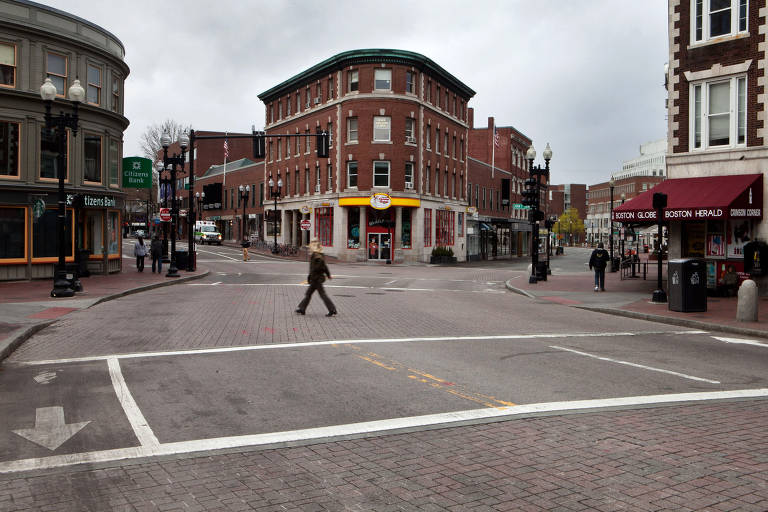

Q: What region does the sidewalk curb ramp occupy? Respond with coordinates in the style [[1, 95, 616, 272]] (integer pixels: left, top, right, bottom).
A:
[[0, 270, 209, 363]]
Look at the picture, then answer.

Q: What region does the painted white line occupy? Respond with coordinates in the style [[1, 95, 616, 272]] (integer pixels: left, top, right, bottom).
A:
[[107, 358, 159, 447], [187, 282, 507, 294], [18, 330, 707, 366], [550, 345, 721, 384], [0, 387, 765, 475], [385, 280, 397, 285], [712, 336, 768, 348]]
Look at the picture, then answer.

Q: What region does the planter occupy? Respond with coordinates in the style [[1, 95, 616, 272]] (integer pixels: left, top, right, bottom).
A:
[[430, 255, 457, 264]]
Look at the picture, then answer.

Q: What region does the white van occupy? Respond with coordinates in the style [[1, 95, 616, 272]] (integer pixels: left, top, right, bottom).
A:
[[194, 221, 222, 245]]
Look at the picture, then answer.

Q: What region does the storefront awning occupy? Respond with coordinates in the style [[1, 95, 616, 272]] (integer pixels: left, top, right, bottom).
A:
[[612, 174, 763, 222]]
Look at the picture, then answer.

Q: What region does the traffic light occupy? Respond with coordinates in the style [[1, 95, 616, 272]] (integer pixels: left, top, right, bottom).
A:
[[316, 130, 329, 158], [252, 130, 265, 159], [521, 178, 538, 208]]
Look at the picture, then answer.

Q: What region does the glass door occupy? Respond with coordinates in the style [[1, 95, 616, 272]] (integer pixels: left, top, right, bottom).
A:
[[367, 233, 391, 260]]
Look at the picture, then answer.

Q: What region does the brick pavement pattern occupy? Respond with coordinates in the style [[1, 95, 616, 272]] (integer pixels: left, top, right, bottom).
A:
[[1, 400, 767, 511]]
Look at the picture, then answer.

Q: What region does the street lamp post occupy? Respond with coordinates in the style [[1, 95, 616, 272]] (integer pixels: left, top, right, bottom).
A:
[[268, 176, 282, 253], [524, 143, 552, 284], [609, 175, 616, 272], [195, 191, 205, 221], [239, 185, 250, 241], [620, 192, 626, 261], [160, 131, 189, 278], [156, 161, 171, 263], [40, 77, 85, 298]]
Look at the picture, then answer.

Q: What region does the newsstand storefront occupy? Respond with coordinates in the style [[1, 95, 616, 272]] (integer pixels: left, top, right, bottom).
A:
[[0, 192, 123, 281], [612, 174, 763, 293]]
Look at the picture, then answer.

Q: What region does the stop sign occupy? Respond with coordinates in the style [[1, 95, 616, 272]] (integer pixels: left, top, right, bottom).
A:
[[159, 208, 171, 222], [300, 219, 311, 230]]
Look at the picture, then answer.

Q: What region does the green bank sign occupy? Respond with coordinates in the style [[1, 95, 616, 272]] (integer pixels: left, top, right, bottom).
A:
[[122, 157, 152, 188]]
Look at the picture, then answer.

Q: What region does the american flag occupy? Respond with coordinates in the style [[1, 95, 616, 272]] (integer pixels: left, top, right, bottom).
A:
[[493, 126, 500, 147], [223, 138, 229, 159]]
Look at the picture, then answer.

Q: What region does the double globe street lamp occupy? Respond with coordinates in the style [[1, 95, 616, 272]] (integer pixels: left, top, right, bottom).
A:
[[524, 143, 553, 284], [195, 191, 205, 221], [267, 177, 282, 254], [159, 131, 189, 277], [40, 77, 85, 298], [239, 184, 250, 241]]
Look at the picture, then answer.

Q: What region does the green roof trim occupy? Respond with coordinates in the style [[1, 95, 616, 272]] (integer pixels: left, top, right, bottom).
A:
[[259, 49, 475, 101]]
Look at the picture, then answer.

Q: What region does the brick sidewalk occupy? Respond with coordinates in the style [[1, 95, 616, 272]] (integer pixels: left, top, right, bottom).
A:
[[1, 400, 766, 511]]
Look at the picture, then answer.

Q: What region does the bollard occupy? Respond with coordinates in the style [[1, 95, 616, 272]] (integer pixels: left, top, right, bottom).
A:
[[736, 279, 758, 322]]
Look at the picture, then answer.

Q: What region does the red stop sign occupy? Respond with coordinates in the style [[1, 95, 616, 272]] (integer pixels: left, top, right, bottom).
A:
[[300, 219, 311, 230], [159, 208, 171, 222]]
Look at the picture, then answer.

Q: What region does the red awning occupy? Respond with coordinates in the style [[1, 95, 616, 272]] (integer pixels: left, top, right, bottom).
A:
[[612, 174, 763, 223]]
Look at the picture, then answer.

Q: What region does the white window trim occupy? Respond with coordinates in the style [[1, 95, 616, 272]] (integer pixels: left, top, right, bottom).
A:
[[373, 160, 390, 188], [691, 0, 748, 44], [688, 74, 747, 151], [347, 161, 358, 189], [374, 68, 392, 91], [373, 116, 391, 142]]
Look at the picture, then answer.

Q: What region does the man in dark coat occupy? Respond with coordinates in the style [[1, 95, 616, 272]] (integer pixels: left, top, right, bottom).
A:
[[589, 242, 611, 291], [296, 240, 337, 316]]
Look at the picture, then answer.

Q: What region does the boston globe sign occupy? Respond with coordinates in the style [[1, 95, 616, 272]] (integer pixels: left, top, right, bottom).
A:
[[122, 157, 152, 188]]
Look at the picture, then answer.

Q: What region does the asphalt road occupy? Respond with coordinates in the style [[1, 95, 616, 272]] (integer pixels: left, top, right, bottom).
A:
[[1, 245, 767, 510]]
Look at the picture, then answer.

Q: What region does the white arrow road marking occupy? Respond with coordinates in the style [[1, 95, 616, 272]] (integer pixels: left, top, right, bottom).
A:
[[33, 371, 57, 384], [12, 407, 90, 451], [551, 345, 721, 384], [712, 336, 768, 348]]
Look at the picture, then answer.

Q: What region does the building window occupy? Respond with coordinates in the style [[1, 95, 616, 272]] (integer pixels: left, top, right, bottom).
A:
[[458, 212, 464, 237], [40, 127, 68, 180], [435, 128, 440, 153], [347, 117, 358, 143], [0, 121, 20, 177], [85, 64, 102, 105], [436, 85, 441, 108], [691, 76, 746, 149], [444, 170, 448, 196], [84, 134, 102, 183], [347, 161, 357, 188], [436, 210, 455, 247], [426, 128, 431, 150], [348, 70, 358, 92], [475, 184, 479, 208], [286, 96, 291, 116], [327, 121, 333, 147], [424, 208, 432, 247], [315, 165, 321, 193], [269, 105, 274, 124], [315, 207, 333, 246], [278, 101, 283, 119], [460, 139, 464, 161], [426, 164, 430, 192], [33, 208, 73, 258], [405, 118, 416, 143], [305, 169, 310, 194], [327, 164, 332, 191], [296, 92, 301, 113], [0, 43, 16, 88], [347, 207, 360, 248], [401, 208, 412, 249], [109, 139, 119, 186], [111, 76, 121, 113], [305, 86, 311, 108], [277, 138, 282, 160], [427, 79, 432, 103], [693, 0, 748, 42], [305, 129, 311, 153], [295, 134, 301, 156], [374, 69, 392, 90], [0, 207, 25, 260], [373, 116, 391, 142], [452, 136, 457, 158], [406, 71, 416, 94], [435, 168, 440, 195], [374, 161, 389, 187], [295, 171, 299, 195], [328, 76, 334, 100], [405, 162, 414, 189]]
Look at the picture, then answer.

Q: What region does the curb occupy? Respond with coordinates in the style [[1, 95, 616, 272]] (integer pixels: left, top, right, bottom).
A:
[[0, 269, 210, 364], [505, 279, 768, 340]]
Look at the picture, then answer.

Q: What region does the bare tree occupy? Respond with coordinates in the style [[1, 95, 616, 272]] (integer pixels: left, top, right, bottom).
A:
[[139, 119, 191, 162]]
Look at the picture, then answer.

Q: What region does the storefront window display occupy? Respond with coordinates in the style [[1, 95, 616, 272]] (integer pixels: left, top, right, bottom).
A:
[[0, 207, 25, 260], [347, 207, 360, 248], [727, 219, 752, 258], [315, 207, 333, 246], [107, 211, 120, 255], [401, 208, 411, 249], [33, 208, 73, 258], [86, 210, 103, 255]]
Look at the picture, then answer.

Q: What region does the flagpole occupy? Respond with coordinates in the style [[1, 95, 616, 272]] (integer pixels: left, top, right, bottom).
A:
[[223, 132, 228, 186], [491, 126, 496, 179]]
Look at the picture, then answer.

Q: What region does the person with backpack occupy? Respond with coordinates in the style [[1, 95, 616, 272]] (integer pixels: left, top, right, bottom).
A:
[[589, 242, 611, 291], [134, 236, 147, 272]]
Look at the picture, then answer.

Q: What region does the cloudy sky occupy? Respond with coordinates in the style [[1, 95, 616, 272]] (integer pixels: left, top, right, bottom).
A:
[[44, 0, 668, 186]]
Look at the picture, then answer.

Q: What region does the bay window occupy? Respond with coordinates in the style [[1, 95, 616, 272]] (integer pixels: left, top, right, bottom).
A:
[[693, 0, 748, 43], [691, 76, 746, 149]]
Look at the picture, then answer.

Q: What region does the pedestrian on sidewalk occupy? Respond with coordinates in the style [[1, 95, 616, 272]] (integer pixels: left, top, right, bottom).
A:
[[296, 239, 337, 317], [242, 237, 250, 261], [589, 242, 610, 292], [150, 235, 163, 273], [134, 236, 147, 272]]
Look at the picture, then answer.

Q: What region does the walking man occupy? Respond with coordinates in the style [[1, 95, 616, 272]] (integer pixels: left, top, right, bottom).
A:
[[589, 242, 611, 292], [151, 235, 163, 273], [295, 240, 337, 316]]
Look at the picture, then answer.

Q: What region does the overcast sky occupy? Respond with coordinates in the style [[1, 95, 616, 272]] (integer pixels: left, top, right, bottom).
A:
[[44, 0, 668, 186]]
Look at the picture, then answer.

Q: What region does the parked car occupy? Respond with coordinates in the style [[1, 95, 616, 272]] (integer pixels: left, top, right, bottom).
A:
[[133, 229, 146, 238]]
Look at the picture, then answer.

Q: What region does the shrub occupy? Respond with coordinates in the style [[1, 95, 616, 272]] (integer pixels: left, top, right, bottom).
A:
[[431, 246, 454, 257]]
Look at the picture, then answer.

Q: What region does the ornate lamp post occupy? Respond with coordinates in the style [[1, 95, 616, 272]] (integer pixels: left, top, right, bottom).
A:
[[40, 77, 85, 298], [609, 175, 616, 272], [524, 143, 552, 284], [267, 176, 282, 254], [239, 184, 250, 241], [195, 191, 205, 221], [160, 131, 189, 277]]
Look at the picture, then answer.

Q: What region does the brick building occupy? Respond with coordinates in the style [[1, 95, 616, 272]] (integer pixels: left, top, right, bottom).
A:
[[548, 184, 587, 245], [258, 49, 475, 263], [616, 0, 766, 290], [466, 113, 532, 260]]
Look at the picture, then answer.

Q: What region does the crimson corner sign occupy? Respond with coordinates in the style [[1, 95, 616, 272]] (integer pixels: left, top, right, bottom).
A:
[[122, 157, 152, 189]]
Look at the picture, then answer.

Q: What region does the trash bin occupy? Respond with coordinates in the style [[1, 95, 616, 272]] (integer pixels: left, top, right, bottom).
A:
[[77, 249, 91, 277], [668, 258, 707, 312], [535, 261, 548, 281], [64, 263, 83, 292], [173, 250, 188, 269], [556, 246, 564, 255]]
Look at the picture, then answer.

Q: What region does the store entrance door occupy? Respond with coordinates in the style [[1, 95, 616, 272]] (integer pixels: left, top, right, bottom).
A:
[[367, 233, 391, 260]]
